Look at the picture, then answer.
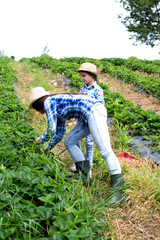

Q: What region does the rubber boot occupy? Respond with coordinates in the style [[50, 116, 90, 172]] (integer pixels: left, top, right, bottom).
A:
[[75, 160, 91, 187], [109, 174, 125, 204]]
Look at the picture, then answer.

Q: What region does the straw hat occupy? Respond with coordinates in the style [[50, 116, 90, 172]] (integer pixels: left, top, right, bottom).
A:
[[76, 62, 97, 76], [29, 87, 50, 109]]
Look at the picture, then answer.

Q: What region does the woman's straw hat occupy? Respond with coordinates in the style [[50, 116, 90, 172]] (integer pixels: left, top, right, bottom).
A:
[[76, 62, 97, 76], [29, 87, 50, 109]]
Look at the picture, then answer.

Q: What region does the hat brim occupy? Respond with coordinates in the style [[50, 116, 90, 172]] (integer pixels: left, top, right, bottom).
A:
[[76, 69, 97, 76], [29, 91, 50, 109]]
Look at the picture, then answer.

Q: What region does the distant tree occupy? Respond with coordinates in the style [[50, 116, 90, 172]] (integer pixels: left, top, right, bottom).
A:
[[127, 56, 138, 60], [41, 44, 51, 56], [0, 50, 5, 57], [116, 0, 160, 47]]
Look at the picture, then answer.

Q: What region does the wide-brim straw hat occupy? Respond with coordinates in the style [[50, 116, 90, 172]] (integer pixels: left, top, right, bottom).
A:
[[29, 87, 50, 109], [76, 62, 97, 76]]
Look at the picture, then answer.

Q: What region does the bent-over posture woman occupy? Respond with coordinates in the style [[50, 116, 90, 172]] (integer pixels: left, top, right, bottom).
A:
[[29, 87, 125, 204]]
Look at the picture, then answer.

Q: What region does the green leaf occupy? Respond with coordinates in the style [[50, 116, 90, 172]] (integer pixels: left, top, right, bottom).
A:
[[54, 216, 69, 230]]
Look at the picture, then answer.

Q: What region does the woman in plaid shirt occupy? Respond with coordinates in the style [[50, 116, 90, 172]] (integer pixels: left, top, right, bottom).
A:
[[29, 87, 125, 204]]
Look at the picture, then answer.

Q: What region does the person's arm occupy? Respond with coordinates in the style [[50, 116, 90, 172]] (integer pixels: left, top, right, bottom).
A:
[[45, 119, 66, 150], [40, 98, 57, 143]]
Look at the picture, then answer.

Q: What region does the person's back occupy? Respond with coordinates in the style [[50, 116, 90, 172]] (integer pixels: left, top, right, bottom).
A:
[[45, 93, 97, 123]]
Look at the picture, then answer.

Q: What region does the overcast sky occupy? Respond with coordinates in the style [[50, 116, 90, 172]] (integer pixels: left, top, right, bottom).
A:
[[0, 0, 159, 61]]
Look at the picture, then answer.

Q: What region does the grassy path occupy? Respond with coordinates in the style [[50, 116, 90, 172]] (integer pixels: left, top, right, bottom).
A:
[[11, 60, 74, 163], [11, 60, 160, 240]]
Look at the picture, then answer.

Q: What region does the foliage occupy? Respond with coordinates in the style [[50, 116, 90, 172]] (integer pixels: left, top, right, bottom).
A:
[[2, 55, 159, 239], [100, 58, 160, 99], [29, 56, 160, 149], [115, 122, 132, 150], [30, 56, 84, 89], [102, 57, 160, 74], [117, 0, 160, 47], [0, 57, 111, 239], [101, 83, 160, 149]]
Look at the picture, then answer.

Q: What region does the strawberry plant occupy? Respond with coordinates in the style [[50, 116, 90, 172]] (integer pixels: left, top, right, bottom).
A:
[[100, 59, 160, 99], [0, 57, 111, 239], [29, 56, 160, 149], [102, 57, 160, 75]]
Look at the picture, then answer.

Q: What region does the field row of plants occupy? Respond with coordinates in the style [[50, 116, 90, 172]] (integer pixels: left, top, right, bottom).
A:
[[30, 56, 160, 99], [100, 60, 160, 99], [30, 56, 160, 151], [0, 57, 109, 239], [60, 57, 160, 99], [100, 57, 160, 74]]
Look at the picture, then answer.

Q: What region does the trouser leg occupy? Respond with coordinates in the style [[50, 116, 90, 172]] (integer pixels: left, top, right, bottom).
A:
[[88, 103, 125, 202], [64, 121, 90, 163], [88, 103, 122, 175], [64, 121, 91, 186]]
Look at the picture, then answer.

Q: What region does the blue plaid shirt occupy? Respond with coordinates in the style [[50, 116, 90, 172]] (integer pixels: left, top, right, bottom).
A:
[[40, 94, 99, 150]]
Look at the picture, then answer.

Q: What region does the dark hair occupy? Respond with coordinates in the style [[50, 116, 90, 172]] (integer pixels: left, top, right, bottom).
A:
[[32, 96, 49, 111], [80, 71, 97, 81]]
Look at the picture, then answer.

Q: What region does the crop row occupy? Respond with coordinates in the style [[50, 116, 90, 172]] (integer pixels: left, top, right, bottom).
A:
[[0, 57, 106, 239], [101, 83, 160, 149], [100, 57, 160, 75], [30, 56, 160, 96], [58, 57, 160, 98], [100, 60, 160, 100], [32, 56, 160, 99], [30, 56, 160, 150]]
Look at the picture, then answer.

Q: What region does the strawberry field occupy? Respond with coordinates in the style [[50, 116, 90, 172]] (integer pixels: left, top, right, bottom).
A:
[[30, 56, 160, 161], [0, 56, 160, 239], [0, 57, 110, 239]]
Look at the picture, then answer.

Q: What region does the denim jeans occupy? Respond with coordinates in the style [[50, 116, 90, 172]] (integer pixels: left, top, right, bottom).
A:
[[77, 134, 94, 169], [64, 103, 121, 175]]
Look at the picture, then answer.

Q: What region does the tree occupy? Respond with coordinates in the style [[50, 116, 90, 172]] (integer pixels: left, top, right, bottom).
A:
[[41, 44, 51, 56], [0, 50, 5, 57], [117, 0, 160, 47]]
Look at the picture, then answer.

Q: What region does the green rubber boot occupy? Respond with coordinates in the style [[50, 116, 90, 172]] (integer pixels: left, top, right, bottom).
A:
[[75, 160, 91, 187], [109, 174, 125, 204]]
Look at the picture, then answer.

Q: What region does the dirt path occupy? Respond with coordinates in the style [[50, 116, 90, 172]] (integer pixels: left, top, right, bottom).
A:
[[99, 72, 160, 115]]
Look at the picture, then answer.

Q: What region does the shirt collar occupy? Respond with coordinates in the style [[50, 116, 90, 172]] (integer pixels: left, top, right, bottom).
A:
[[84, 81, 97, 89]]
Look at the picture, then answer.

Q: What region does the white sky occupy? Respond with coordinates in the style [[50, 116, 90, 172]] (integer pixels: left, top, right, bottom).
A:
[[0, 0, 159, 61]]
